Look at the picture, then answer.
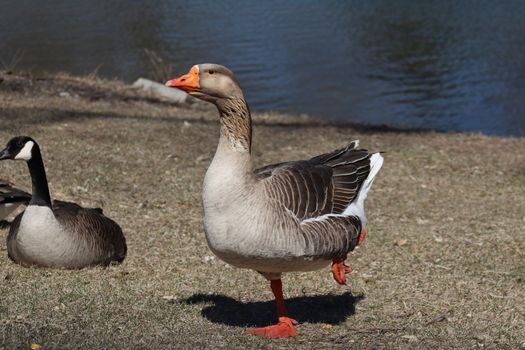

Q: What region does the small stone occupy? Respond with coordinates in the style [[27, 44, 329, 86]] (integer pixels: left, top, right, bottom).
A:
[[162, 295, 177, 303], [416, 218, 429, 225], [203, 255, 215, 263]]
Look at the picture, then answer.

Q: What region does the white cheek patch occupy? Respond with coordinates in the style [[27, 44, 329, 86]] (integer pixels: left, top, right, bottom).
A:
[[14, 141, 34, 161]]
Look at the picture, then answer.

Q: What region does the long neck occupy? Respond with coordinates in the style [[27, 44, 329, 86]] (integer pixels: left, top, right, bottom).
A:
[[216, 97, 252, 154], [26, 147, 52, 207]]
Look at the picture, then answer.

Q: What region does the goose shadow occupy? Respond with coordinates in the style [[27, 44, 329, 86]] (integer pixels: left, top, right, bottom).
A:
[[182, 292, 364, 327]]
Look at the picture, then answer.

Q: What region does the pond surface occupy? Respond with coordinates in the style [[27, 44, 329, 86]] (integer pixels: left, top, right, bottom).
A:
[[2, 1, 525, 136]]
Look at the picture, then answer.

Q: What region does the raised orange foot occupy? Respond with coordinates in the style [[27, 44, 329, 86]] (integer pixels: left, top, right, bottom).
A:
[[245, 317, 298, 338], [331, 260, 353, 285]]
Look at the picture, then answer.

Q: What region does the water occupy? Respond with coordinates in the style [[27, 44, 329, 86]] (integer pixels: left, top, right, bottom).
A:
[[1, 1, 525, 136]]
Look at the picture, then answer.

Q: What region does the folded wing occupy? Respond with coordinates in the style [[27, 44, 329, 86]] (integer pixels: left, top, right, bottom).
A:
[[255, 141, 371, 222]]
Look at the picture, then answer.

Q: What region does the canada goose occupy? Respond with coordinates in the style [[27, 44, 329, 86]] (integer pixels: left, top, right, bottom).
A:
[[166, 64, 384, 338], [0, 136, 127, 268], [0, 179, 30, 220]]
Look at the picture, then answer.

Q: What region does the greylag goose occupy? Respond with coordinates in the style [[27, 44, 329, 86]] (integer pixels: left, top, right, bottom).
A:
[[166, 64, 384, 338], [0, 179, 30, 220], [0, 136, 127, 268]]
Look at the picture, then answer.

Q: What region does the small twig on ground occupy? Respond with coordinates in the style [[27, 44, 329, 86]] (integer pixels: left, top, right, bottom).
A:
[[421, 308, 453, 328], [488, 293, 506, 299], [424, 314, 448, 326], [482, 270, 512, 275], [346, 327, 407, 334], [424, 262, 452, 270]]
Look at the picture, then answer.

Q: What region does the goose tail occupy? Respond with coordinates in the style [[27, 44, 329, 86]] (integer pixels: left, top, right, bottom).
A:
[[343, 153, 383, 225]]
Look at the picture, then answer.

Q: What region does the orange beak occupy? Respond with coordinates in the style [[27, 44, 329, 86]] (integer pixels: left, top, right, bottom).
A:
[[165, 65, 200, 93]]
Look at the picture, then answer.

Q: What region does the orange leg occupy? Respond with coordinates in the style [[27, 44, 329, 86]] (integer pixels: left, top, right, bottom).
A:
[[331, 260, 353, 285], [357, 229, 367, 245], [245, 279, 298, 338]]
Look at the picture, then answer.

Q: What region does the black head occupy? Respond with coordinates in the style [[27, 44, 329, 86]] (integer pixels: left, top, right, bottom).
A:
[[0, 136, 38, 162]]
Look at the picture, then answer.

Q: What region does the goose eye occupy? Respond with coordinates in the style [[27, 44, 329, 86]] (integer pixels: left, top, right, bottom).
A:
[[16, 141, 24, 147], [208, 70, 215, 75]]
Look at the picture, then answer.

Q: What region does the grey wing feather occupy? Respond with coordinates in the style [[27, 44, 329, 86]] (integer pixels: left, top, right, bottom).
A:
[[255, 141, 372, 221], [301, 215, 362, 260]]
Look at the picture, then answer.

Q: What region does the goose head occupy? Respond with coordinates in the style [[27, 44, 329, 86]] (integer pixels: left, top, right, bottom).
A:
[[0, 136, 37, 162], [165, 64, 243, 104]]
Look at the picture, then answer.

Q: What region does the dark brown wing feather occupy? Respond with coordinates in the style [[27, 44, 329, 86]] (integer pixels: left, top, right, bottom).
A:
[[52, 200, 127, 264], [7, 212, 23, 262], [256, 141, 371, 221], [0, 181, 31, 204]]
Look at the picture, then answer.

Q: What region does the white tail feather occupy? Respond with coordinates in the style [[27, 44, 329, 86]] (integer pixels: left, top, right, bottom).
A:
[[343, 153, 383, 226]]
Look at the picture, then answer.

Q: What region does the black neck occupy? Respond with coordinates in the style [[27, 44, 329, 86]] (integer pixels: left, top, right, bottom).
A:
[[26, 146, 52, 207]]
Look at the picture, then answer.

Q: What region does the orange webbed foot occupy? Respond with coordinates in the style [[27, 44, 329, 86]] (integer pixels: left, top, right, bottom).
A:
[[331, 260, 353, 285], [245, 317, 298, 338]]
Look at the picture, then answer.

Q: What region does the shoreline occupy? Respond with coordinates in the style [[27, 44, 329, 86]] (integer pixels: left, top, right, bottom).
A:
[[2, 69, 522, 139]]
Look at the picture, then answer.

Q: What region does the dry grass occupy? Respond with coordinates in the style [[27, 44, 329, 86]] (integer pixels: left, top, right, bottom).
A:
[[0, 71, 524, 349]]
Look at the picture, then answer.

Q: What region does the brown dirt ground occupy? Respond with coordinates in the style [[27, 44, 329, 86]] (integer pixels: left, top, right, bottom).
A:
[[0, 71, 524, 350]]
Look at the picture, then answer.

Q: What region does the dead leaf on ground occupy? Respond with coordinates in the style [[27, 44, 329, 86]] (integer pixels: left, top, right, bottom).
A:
[[395, 239, 408, 246]]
